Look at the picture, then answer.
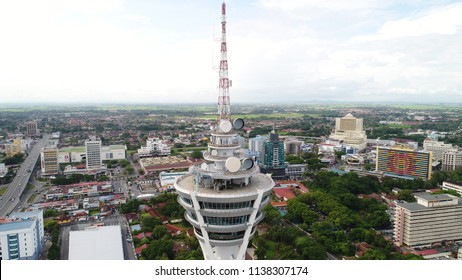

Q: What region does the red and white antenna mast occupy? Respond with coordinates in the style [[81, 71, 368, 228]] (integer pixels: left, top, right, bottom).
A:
[[217, 1, 231, 121]]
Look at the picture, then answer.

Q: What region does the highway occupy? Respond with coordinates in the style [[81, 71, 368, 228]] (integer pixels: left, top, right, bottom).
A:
[[0, 134, 50, 217]]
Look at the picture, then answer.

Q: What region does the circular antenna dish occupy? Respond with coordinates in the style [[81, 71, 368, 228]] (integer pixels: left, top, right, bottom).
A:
[[233, 118, 245, 130], [225, 157, 241, 173], [201, 163, 208, 171], [241, 158, 254, 170], [211, 150, 218, 156], [219, 120, 232, 133]]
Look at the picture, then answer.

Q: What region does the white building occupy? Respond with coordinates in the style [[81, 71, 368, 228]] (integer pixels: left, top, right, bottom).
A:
[[285, 164, 306, 180], [0, 163, 8, 177], [100, 145, 126, 161], [423, 139, 455, 161], [85, 137, 102, 169], [394, 193, 462, 247], [159, 171, 188, 191], [248, 135, 268, 155], [442, 150, 462, 171], [138, 137, 171, 157], [330, 113, 367, 151], [68, 225, 124, 260], [0, 210, 44, 260], [442, 181, 462, 196]]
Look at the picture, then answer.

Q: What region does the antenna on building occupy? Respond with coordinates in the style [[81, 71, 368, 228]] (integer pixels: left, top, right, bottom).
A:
[[217, 1, 230, 121]]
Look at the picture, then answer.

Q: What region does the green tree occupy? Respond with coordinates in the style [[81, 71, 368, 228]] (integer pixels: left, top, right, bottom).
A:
[[190, 150, 204, 159]]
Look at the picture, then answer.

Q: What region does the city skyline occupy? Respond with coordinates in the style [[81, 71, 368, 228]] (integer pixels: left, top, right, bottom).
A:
[[1, 0, 462, 104]]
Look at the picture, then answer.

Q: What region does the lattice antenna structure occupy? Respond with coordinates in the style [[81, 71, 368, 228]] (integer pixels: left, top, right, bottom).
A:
[[217, 1, 231, 121]]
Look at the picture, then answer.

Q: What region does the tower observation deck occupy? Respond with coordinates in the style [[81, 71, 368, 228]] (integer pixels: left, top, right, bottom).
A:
[[174, 2, 275, 260]]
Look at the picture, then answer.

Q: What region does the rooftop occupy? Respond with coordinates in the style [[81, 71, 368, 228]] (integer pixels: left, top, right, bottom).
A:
[[68, 225, 124, 260]]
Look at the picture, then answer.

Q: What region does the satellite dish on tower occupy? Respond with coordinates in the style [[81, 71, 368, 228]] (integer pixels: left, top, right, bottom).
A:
[[233, 118, 244, 130], [241, 158, 254, 170], [225, 157, 241, 172], [211, 150, 218, 156], [219, 120, 232, 133]]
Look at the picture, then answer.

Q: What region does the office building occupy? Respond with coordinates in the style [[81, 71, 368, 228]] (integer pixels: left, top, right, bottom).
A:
[[330, 113, 367, 151], [85, 137, 102, 170], [26, 121, 38, 137], [423, 139, 455, 161], [442, 150, 462, 171], [4, 138, 22, 157], [394, 193, 462, 247], [175, 2, 275, 260], [0, 210, 44, 260], [284, 138, 302, 155], [41, 147, 59, 176], [376, 146, 432, 180], [260, 131, 286, 179], [248, 135, 268, 162]]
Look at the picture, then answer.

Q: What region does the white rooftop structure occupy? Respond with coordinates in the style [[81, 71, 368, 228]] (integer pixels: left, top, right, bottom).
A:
[[68, 225, 124, 260]]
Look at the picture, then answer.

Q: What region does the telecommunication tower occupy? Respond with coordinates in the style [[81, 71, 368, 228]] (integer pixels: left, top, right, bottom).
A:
[[174, 1, 275, 260]]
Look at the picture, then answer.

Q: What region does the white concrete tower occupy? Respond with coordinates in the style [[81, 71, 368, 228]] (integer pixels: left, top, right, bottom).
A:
[[174, 1, 275, 260]]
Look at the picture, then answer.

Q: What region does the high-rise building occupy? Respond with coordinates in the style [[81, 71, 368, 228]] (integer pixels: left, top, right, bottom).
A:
[[85, 137, 102, 170], [442, 150, 462, 171], [423, 139, 455, 161], [0, 210, 44, 260], [260, 131, 286, 179], [284, 138, 302, 155], [40, 147, 59, 176], [376, 146, 432, 180], [330, 113, 367, 151], [394, 193, 462, 247], [26, 121, 38, 137], [174, 2, 275, 260], [4, 138, 22, 157]]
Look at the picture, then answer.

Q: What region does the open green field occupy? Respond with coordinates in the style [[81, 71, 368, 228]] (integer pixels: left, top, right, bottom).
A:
[[27, 194, 37, 204], [0, 187, 7, 196], [385, 123, 412, 129]]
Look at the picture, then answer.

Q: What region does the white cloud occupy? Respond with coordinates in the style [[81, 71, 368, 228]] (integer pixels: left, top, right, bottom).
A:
[[0, 1, 461, 103]]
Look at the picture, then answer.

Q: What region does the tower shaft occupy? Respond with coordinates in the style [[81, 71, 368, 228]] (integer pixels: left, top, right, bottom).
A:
[[218, 1, 230, 121]]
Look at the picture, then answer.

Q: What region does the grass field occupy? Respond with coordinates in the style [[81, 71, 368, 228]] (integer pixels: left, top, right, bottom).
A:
[[386, 123, 412, 129], [0, 187, 7, 195], [27, 194, 37, 204]]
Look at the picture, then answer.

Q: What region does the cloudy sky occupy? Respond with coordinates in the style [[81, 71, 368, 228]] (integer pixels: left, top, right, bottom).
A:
[[0, 0, 461, 104]]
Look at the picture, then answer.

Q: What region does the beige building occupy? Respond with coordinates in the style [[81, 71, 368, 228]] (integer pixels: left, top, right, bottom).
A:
[[330, 113, 367, 151], [41, 147, 59, 176], [4, 138, 22, 157], [394, 193, 462, 247], [423, 139, 456, 161], [442, 150, 462, 171]]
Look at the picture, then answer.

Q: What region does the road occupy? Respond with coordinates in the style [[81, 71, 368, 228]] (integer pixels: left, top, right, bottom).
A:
[[0, 134, 50, 217]]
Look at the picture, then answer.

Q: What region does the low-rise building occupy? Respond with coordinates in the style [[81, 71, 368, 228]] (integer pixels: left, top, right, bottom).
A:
[[441, 181, 462, 196], [394, 193, 462, 247]]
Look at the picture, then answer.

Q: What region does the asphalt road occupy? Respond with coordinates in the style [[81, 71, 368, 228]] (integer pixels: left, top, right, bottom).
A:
[[0, 134, 50, 217]]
